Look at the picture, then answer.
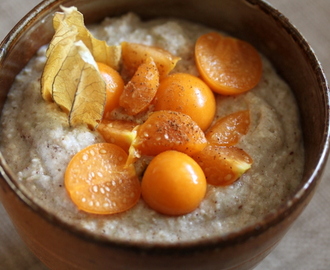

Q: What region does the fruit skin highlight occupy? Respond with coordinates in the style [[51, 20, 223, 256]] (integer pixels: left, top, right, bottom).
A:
[[141, 150, 207, 216]]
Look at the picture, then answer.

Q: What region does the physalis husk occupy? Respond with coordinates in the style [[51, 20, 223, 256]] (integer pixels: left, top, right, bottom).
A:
[[41, 6, 121, 129]]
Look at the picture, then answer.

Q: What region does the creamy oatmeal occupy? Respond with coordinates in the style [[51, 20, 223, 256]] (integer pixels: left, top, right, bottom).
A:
[[0, 13, 304, 243]]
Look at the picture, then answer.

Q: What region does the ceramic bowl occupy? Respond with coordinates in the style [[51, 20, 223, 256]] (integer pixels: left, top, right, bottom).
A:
[[0, 0, 329, 269]]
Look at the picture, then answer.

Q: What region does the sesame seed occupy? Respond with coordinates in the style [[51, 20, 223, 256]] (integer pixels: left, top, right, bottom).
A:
[[99, 149, 107, 154]]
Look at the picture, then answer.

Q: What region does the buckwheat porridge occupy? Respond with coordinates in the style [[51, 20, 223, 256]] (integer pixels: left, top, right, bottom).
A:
[[0, 10, 304, 243]]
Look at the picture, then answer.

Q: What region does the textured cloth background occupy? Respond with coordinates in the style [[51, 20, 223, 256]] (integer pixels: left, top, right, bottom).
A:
[[0, 0, 329, 269]]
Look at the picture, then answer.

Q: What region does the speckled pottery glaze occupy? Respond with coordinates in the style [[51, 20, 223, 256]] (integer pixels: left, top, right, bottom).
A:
[[0, 0, 329, 269]]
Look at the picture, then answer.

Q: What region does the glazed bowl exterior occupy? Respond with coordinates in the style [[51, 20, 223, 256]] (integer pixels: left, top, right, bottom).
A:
[[0, 0, 329, 269]]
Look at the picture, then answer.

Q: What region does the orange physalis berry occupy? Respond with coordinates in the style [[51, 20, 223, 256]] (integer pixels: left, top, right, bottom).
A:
[[193, 145, 253, 186], [119, 57, 159, 115], [65, 143, 141, 214], [206, 110, 250, 146], [97, 62, 125, 118], [142, 150, 206, 215], [128, 110, 207, 164], [153, 73, 216, 131], [195, 32, 262, 95]]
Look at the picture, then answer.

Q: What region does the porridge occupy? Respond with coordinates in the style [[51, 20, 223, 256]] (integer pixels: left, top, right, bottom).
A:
[[0, 9, 304, 243]]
